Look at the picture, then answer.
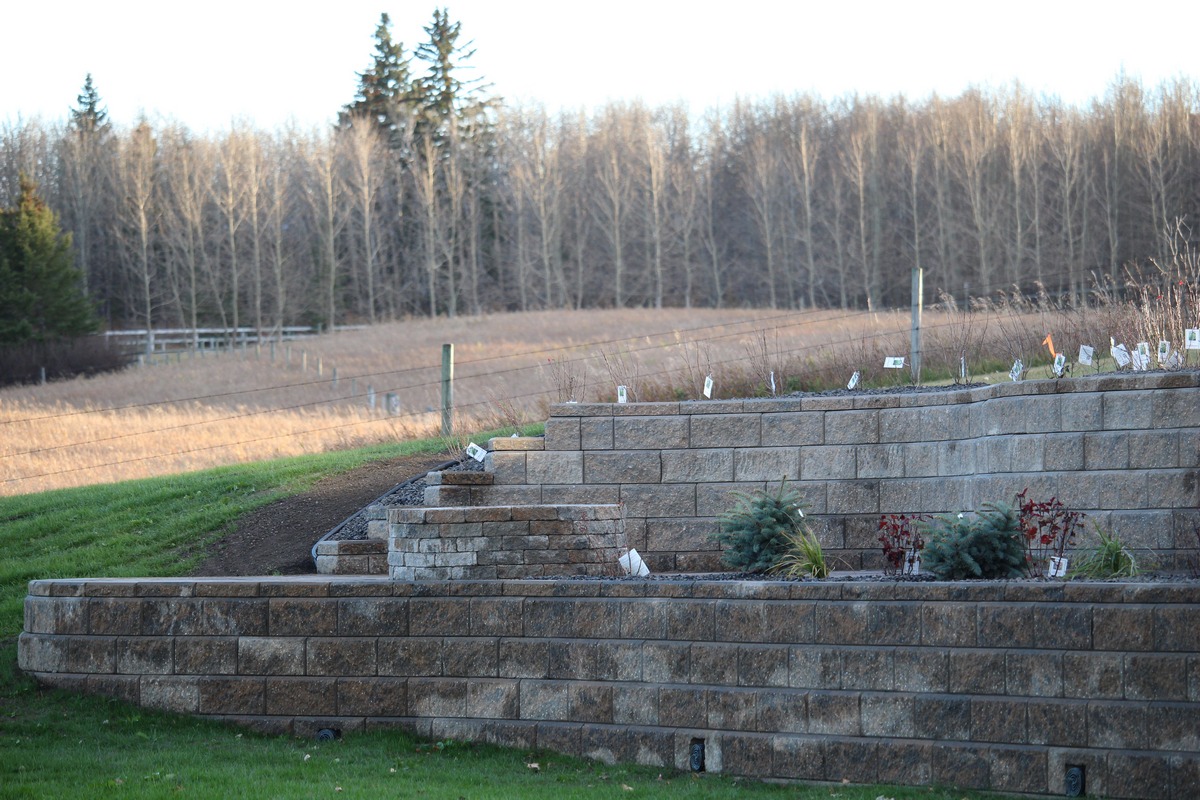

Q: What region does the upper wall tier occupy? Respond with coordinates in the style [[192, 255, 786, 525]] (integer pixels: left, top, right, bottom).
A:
[[466, 372, 1200, 572]]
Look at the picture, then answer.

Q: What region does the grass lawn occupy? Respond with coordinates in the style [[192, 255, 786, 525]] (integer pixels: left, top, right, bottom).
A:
[[0, 427, 1019, 800]]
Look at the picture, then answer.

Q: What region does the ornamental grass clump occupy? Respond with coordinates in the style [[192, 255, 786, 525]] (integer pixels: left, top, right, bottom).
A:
[[712, 478, 810, 573], [1072, 527, 1141, 578], [771, 525, 831, 579], [921, 502, 1028, 580]]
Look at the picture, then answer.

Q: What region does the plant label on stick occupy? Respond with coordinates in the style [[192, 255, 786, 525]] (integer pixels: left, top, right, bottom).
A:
[[768, 371, 776, 396], [1078, 344, 1094, 366], [1009, 358, 1023, 382], [847, 370, 860, 390], [1111, 343, 1131, 367], [703, 375, 714, 399], [1053, 353, 1066, 377], [1187, 329, 1200, 350], [465, 442, 487, 462], [1158, 340, 1171, 363], [960, 355, 966, 381], [1048, 556, 1069, 579], [1137, 342, 1151, 360], [1169, 350, 1184, 369], [883, 356, 905, 369], [1132, 349, 1150, 371], [616, 385, 628, 404]]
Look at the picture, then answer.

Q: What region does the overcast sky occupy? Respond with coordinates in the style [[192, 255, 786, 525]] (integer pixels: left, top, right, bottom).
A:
[[4, 1, 1197, 132]]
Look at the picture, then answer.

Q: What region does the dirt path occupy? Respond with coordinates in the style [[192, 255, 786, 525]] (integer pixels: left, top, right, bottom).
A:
[[189, 453, 448, 576]]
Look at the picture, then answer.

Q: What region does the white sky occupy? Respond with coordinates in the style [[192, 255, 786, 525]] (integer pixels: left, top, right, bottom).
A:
[[3, 1, 1198, 132]]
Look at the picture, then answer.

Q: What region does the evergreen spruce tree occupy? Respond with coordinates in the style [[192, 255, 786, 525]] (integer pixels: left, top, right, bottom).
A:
[[63, 72, 114, 299], [922, 502, 1028, 580], [0, 174, 99, 344], [71, 73, 111, 135], [341, 13, 416, 148], [711, 479, 808, 573], [413, 8, 493, 145]]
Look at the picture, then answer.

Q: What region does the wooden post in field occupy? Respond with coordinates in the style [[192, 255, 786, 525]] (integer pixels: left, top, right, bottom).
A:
[[39, 366, 46, 385], [910, 266, 923, 385], [441, 343, 454, 437]]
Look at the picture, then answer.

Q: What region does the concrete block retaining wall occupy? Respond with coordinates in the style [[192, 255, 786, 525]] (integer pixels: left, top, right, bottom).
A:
[[452, 372, 1199, 573], [19, 576, 1200, 799], [386, 504, 626, 580]]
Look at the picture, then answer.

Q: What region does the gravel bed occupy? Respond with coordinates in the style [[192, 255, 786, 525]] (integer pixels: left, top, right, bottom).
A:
[[544, 571, 938, 582], [327, 456, 484, 541], [783, 382, 989, 398]]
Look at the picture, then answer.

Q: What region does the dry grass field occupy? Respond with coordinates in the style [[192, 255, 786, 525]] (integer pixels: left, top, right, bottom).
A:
[[0, 301, 1177, 496]]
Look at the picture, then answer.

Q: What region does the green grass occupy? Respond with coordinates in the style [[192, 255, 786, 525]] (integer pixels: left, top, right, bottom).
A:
[[0, 424, 1018, 799], [0, 423, 541, 640]]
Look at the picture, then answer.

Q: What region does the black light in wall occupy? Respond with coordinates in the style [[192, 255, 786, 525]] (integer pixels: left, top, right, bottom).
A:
[[1065, 764, 1085, 797]]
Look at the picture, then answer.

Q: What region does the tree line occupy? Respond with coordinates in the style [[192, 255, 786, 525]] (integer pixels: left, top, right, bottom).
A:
[[2, 15, 1199, 335]]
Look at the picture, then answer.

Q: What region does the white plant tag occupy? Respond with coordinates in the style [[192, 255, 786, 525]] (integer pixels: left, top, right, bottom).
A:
[[1136, 342, 1151, 360], [703, 375, 714, 399], [768, 371, 776, 396], [1186, 329, 1200, 350], [1169, 350, 1184, 369], [1158, 340, 1171, 363], [1009, 359, 1023, 382], [465, 442, 487, 462], [618, 549, 650, 577], [1078, 344, 1094, 366], [960, 356, 966, 381], [1048, 556, 1069, 578], [1132, 351, 1149, 371], [847, 371, 861, 390], [1053, 353, 1066, 376], [616, 385, 628, 404], [883, 356, 905, 369], [1111, 343, 1131, 367]]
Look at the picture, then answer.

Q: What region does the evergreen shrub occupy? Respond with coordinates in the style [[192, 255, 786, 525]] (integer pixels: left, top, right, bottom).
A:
[[921, 502, 1028, 580], [712, 478, 808, 573]]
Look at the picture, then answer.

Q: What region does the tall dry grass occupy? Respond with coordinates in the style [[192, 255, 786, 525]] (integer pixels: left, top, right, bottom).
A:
[[1, 295, 1192, 497]]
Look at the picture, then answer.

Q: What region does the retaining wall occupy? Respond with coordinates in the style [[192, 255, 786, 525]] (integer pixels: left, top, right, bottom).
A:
[[458, 372, 1199, 573], [19, 575, 1200, 799]]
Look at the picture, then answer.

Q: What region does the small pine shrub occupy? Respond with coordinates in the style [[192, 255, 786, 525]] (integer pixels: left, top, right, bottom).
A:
[[922, 502, 1028, 580], [712, 478, 808, 573]]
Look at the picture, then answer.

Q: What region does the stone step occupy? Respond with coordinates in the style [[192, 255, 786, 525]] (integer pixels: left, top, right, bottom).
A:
[[425, 470, 494, 486], [422, 484, 543, 507], [487, 435, 544, 452]]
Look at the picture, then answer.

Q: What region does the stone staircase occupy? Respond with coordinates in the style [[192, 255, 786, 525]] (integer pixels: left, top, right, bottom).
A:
[[316, 435, 628, 578]]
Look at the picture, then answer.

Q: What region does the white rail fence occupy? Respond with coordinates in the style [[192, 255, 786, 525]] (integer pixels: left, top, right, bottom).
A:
[[103, 325, 365, 354]]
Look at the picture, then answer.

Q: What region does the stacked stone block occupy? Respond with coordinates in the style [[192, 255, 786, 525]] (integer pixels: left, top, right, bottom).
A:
[[387, 504, 626, 580], [316, 372, 1198, 576], [19, 575, 1200, 799], [476, 373, 1199, 572]]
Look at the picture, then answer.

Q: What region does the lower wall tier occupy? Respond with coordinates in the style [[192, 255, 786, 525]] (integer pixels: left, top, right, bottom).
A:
[[19, 576, 1200, 799]]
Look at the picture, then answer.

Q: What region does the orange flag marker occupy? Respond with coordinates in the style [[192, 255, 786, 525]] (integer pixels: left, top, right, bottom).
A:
[[1042, 334, 1056, 359]]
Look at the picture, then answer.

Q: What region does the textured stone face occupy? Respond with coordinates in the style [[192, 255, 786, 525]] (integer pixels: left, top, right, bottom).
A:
[[17, 576, 1200, 799]]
